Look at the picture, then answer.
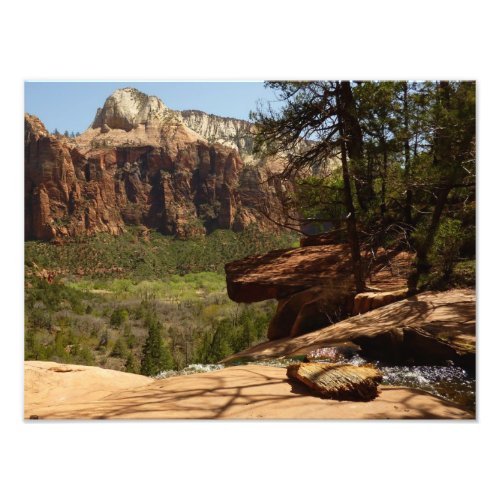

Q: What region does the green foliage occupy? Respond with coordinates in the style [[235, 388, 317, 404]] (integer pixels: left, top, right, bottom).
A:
[[430, 219, 465, 279], [193, 304, 274, 364], [25, 269, 276, 372], [140, 316, 174, 376], [125, 353, 139, 373], [111, 337, 129, 358], [25, 278, 91, 314], [110, 308, 129, 327], [25, 226, 298, 280], [252, 80, 475, 291]]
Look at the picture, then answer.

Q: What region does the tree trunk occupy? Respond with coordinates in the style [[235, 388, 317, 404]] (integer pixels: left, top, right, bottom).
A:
[[339, 81, 368, 212], [407, 81, 452, 292], [403, 82, 413, 225], [380, 135, 388, 220], [407, 185, 451, 291], [336, 83, 366, 293]]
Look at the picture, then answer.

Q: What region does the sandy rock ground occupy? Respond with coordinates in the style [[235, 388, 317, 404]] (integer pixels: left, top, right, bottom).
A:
[[25, 361, 472, 420]]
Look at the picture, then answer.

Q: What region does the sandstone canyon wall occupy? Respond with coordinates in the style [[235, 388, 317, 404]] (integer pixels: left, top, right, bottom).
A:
[[25, 88, 285, 241]]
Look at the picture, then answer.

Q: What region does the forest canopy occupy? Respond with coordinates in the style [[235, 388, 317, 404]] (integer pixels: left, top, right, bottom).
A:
[[252, 80, 475, 292]]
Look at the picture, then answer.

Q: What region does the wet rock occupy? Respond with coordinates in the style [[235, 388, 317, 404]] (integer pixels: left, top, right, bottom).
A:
[[304, 343, 360, 362]]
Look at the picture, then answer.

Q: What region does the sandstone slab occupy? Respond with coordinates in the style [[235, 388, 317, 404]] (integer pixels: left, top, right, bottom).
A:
[[223, 289, 476, 367], [225, 244, 414, 303], [24, 362, 472, 420]]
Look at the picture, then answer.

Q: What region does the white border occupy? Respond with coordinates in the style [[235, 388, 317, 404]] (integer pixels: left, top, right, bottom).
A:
[[2, 1, 499, 499]]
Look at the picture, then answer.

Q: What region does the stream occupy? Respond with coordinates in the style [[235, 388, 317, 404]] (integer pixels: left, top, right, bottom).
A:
[[155, 357, 476, 413]]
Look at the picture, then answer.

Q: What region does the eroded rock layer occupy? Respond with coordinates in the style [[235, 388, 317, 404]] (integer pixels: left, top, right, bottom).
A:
[[25, 88, 285, 241], [223, 288, 476, 368]]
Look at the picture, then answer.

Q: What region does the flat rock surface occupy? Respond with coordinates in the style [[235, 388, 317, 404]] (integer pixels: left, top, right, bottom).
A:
[[224, 288, 476, 361], [25, 361, 472, 420]]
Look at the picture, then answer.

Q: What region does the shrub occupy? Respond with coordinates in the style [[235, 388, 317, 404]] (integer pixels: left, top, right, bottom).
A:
[[110, 308, 129, 327], [430, 219, 465, 279], [125, 353, 139, 373], [111, 337, 129, 358]]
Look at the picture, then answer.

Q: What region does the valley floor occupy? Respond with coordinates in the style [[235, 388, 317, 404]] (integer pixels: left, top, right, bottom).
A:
[[24, 361, 472, 420]]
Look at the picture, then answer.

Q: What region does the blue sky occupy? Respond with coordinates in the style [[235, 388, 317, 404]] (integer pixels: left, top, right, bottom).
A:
[[24, 82, 279, 134]]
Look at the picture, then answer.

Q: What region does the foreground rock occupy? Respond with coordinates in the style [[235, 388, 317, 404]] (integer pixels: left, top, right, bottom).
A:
[[224, 289, 476, 368], [25, 361, 472, 419], [287, 363, 382, 401]]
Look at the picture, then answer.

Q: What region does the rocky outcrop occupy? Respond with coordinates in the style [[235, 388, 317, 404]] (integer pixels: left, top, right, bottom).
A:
[[352, 289, 409, 315], [223, 288, 476, 368], [226, 244, 413, 303], [225, 242, 414, 339], [25, 88, 286, 241], [287, 362, 382, 401], [180, 110, 254, 156], [92, 87, 175, 132]]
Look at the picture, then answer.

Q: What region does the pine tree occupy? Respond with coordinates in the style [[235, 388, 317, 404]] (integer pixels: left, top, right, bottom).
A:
[[252, 81, 367, 292], [140, 318, 174, 376]]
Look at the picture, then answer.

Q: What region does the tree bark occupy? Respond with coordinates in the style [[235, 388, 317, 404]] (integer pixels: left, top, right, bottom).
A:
[[403, 81, 413, 225], [407, 185, 451, 291], [380, 135, 388, 220], [407, 81, 452, 292], [336, 83, 366, 293], [339, 81, 368, 212]]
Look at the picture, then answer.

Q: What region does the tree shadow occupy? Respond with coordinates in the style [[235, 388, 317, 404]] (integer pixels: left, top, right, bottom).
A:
[[31, 365, 474, 421]]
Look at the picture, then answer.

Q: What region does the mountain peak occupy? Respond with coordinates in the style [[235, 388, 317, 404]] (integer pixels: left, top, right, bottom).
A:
[[92, 87, 170, 132]]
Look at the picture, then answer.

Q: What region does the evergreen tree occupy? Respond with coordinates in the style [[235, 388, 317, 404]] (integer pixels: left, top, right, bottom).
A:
[[140, 318, 174, 376], [252, 80, 475, 292], [252, 81, 367, 292]]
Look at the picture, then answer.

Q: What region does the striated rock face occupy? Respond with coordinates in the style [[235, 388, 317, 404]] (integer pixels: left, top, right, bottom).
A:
[[287, 362, 382, 401], [179, 110, 254, 156], [25, 89, 285, 241]]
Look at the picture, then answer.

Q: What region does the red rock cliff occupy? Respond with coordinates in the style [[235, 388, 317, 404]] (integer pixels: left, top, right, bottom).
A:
[[25, 88, 284, 241]]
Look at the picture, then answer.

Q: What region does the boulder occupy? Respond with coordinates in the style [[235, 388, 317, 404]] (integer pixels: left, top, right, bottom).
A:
[[267, 286, 354, 340], [352, 288, 409, 315], [225, 243, 414, 303], [287, 362, 383, 401]]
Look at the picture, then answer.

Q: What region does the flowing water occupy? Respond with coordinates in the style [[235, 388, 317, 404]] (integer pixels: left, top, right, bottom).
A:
[[154, 356, 476, 413], [379, 364, 475, 412]]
